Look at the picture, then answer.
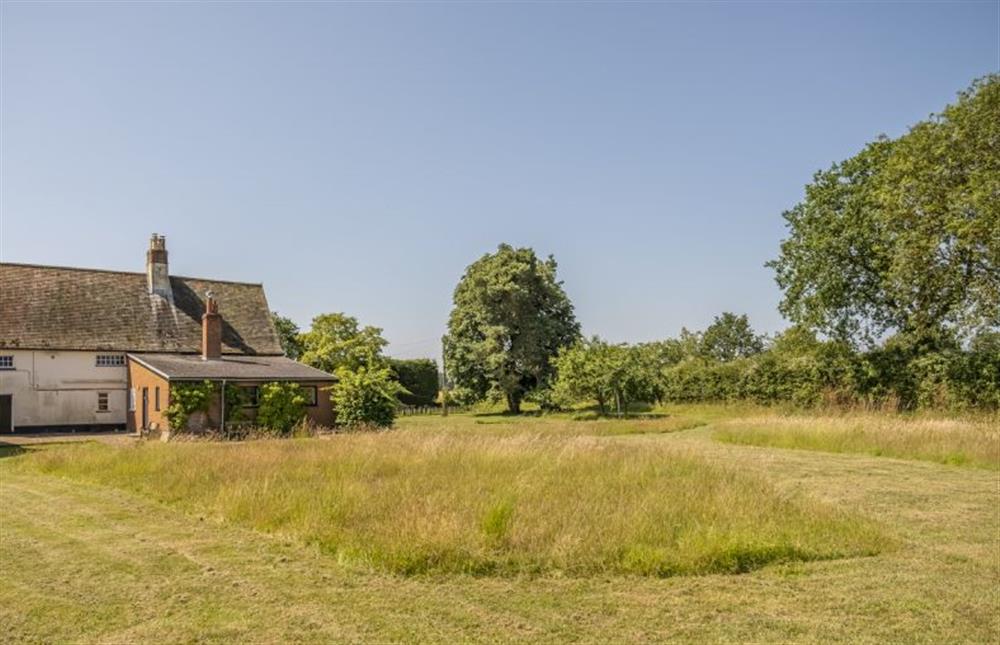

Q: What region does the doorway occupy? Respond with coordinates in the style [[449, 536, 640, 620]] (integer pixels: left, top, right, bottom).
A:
[[0, 395, 11, 432], [141, 388, 149, 430]]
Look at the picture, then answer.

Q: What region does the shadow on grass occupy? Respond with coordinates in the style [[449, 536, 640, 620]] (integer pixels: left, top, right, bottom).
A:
[[472, 402, 667, 421], [570, 412, 669, 421], [472, 410, 546, 418], [0, 442, 27, 459]]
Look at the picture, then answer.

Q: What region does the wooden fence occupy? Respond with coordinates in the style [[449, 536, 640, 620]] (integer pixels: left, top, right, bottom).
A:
[[397, 405, 470, 416]]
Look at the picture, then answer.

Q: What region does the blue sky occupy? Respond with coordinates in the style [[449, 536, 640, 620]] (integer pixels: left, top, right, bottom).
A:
[[2, 2, 997, 359]]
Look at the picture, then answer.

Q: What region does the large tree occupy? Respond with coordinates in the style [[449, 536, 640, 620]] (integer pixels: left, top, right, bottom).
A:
[[443, 244, 580, 413], [299, 312, 388, 374], [769, 75, 999, 346]]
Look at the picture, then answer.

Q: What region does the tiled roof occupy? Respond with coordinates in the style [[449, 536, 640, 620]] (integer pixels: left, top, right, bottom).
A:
[[129, 353, 334, 381], [0, 263, 284, 355]]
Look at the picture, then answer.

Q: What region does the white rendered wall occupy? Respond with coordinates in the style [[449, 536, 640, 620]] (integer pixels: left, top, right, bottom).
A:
[[0, 350, 127, 428]]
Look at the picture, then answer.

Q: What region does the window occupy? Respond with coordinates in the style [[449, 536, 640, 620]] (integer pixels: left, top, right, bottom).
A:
[[155, 386, 160, 411], [128, 389, 136, 412], [96, 354, 126, 367], [302, 386, 318, 407], [97, 392, 109, 412], [0, 355, 13, 370], [240, 386, 259, 407]]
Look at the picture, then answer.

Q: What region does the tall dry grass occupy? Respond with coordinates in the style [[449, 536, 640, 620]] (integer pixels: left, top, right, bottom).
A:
[[714, 413, 999, 469], [17, 429, 887, 577]]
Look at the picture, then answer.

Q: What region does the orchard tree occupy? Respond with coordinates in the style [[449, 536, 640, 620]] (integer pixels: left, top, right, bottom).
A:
[[769, 75, 1000, 346], [553, 338, 662, 415], [299, 313, 388, 373], [443, 244, 580, 413], [700, 312, 764, 361], [271, 312, 304, 360]]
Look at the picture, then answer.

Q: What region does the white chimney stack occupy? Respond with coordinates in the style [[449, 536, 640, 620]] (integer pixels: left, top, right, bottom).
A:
[[146, 233, 171, 299]]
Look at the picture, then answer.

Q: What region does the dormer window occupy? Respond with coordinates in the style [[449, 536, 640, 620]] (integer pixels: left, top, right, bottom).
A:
[[96, 354, 126, 367]]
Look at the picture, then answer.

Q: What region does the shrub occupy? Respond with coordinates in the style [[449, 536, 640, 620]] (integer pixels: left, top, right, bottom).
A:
[[332, 364, 402, 428], [164, 381, 215, 431], [256, 382, 308, 435]]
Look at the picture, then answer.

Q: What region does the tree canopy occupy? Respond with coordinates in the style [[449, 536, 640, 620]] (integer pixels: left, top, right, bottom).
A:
[[270, 312, 304, 360], [769, 75, 1000, 346], [299, 312, 388, 374], [553, 337, 661, 415], [443, 244, 580, 413], [390, 358, 439, 407], [699, 312, 765, 362]]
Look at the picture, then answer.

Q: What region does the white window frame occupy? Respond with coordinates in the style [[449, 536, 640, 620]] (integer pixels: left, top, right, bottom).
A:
[[0, 355, 13, 370], [96, 354, 126, 367]]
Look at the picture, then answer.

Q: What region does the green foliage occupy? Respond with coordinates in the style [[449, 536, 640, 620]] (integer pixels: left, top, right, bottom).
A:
[[653, 324, 999, 412], [165, 381, 214, 431], [769, 75, 1000, 345], [390, 358, 439, 406], [553, 337, 662, 414], [270, 312, 304, 360], [300, 312, 389, 373], [331, 364, 402, 428], [443, 244, 580, 413], [255, 382, 308, 435], [222, 383, 248, 428], [660, 358, 749, 404], [700, 312, 765, 361]]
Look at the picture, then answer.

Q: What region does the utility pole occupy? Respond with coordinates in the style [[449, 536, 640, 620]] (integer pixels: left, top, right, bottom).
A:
[[441, 340, 449, 417]]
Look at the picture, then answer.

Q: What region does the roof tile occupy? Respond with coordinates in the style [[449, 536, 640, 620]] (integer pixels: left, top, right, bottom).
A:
[[0, 263, 284, 355]]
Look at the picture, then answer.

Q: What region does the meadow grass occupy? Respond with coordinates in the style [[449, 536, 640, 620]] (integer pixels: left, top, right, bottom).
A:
[[3, 407, 998, 643], [714, 412, 1000, 469], [12, 425, 886, 577]]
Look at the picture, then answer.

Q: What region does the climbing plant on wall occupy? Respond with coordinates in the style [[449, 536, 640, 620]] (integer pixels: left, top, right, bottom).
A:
[[164, 381, 214, 431]]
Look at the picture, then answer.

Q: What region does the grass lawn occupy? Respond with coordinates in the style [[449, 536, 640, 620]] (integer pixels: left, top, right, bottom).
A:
[[713, 412, 999, 469], [1, 406, 998, 642]]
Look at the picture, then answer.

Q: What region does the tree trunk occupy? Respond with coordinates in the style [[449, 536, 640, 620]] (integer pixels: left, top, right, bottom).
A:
[[506, 392, 522, 414], [597, 396, 606, 415], [615, 390, 622, 417]]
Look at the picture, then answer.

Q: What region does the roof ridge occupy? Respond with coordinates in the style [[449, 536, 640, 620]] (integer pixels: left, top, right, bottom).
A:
[[0, 262, 263, 286]]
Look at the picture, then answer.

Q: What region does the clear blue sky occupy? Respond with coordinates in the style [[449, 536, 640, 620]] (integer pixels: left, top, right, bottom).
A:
[[2, 2, 997, 359]]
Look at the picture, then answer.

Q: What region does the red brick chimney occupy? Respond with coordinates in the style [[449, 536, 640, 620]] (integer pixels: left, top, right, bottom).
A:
[[202, 291, 222, 360]]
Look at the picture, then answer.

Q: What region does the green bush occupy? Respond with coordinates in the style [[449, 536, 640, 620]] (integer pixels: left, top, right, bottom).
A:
[[164, 381, 215, 431], [332, 365, 401, 428], [256, 382, 308, 435]]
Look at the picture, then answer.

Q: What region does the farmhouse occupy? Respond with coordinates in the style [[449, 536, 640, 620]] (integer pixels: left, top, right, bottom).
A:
[[0, 234, 334, 433]]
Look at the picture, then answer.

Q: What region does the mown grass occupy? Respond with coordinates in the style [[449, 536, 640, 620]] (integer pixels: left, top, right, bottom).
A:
[[12, 427, 887, 577], [714, 413, 1000, 469]]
